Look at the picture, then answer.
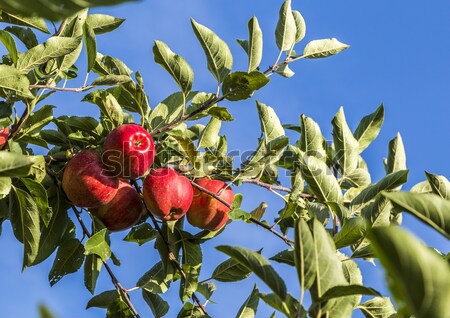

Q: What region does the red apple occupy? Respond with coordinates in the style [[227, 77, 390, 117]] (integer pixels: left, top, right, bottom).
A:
[[90, 180, 144, 232], [0, 127, 9, 147], [102, 124, 155, 179], [62, 150, 119, 208], [143, 168, 193, 221], [187, 178, 234, 231]]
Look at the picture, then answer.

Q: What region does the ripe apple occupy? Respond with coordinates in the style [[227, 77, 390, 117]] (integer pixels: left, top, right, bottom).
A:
[[143, 168, 193, 221], [0, 127, 9, 147], [62, 150, 119, 208], [187, 178, 234, 231], [102, 124, 155, 179], [90, 180, 144, 232]]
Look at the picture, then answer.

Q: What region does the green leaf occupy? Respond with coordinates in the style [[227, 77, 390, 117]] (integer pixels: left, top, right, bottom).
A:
[[149, 91, 197, 130], [0, 177, 12, 199], [39, 304, 56, 318], [207, 106, 234, 121], [17, 36, 82, 74], [0, 29, 18, 65], [259, 293, 304, 318], [191, 19, 233, 84], [369, 226, 450, 318], [0, 64, 34, 99], [222, 71, 269, 101], [0, 12, 49, 33], [142, 290, 169, 318], [198, 117, 221, 149], [256, 101, 285, 143], [294, 218, 316, 292], [359, 297, 397, 318], [211, 256, 252, 282], [18, 105, 54, 138], [236, 284, 260, 318], [197, 281, 216, 300], [333, 217, 367, 249], [275, 63, 295, 78], [84, 228, 111, 262], [354, 104, 384, 153], [385, 133, 406, 174], [179, 240, 202, 302], [123, 222, 157, 246], [425, 171, 450, 200], [10, 187, 40, 268], [247, 17, 263, 72], [48, 238, 85, 286], [292, 10, 306, 43], [106, 299, 134, 318], [275, 0, 296, 51], [303, 38, 349, 59], [86, 14, 125, 35], [299, 114, 326, 160], [299, 154, 343, 204], [350, 170, 409, 212], [83, 22, 97, 73], [332, 106, 359, 176], [90, 74, 131, 86], [20, 178, 52, 226], [137, 261, 171, 294], [57, 10, 86, 72], [153, 40, 194, 96], [308, 219, 354, 318], [0, 0, 134, 22], [86, 290, 119, 309], [270, 249, 295, 266], [318, 285, 381, 303], [84, 254, 102, 294], [5, 26, 38, 49], [82, 90, 123, 126], [216, 245, 287, 300], [382, 192, 450, 239]]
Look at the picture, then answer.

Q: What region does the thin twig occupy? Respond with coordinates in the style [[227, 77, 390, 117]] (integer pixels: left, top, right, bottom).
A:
[[29, 84, 94, 92], [71, 207, 141, 318], [150, 95, 225, 136], [130, 180, 208, 315], [190, 181, 294, 246], [0, 102, 31, 150]]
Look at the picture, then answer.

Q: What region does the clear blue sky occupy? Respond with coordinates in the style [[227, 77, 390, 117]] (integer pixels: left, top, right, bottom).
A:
[[1, 1, 449, 317]]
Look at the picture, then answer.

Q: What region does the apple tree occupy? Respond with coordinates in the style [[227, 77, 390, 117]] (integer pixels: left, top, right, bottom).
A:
[[0, 0, 449, 317]]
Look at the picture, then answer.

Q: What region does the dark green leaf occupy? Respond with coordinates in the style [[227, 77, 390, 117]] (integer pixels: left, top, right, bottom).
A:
[[84, 254, 102, 294], [38, 304, 56, 318], [294, 218, 316, 291], [86, 290, 120, 309], [48, 238, 85, 286], [179, 239, 202, 302], [10, 187, 40, 267], [425, 171, 450, 200], [20, 178, 52, 226], [0, 12, 49, 33], [197, 282, 216, 301], [0, 64, 34, 99], [142, 290, 169, 318], [333, 217, 367, 249], [318, 285, 381, 303], [0, 30, 18, 65], [137, 261, 171, 294], [332, 107, 359, 176], [359, 297, 397, 318], [90, 74, 132, 87], [270, 249, 295, 266], [216, 245, 287, 300], [5, 26, 38, 49], [123, 222, 157, 246], [236, 284, 260, 318], [106, 299, 134, 318], [222, 71, 269, 101], [258, 293, 303, 318], [207, 106, 234, 121], [86, 14, 125, 34], [83, 22, 97, 73], [211, 256, 252, 282]]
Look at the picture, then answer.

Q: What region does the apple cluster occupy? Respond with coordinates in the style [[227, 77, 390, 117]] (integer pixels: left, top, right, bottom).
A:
[[62, 124, 234, 232]]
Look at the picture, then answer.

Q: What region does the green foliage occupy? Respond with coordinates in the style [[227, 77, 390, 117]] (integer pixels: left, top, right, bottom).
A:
[[0, 2, 446, 318]]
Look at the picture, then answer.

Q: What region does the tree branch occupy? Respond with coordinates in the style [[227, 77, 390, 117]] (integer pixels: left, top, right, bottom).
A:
[[71, 207, 141, 318], [29, 84, 94, 92], [150, 95, 225, 136], [190, 181, 294, 246], [130, 180, 208, 315]]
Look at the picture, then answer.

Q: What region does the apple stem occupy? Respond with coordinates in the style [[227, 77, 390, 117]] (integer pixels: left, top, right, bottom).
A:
[[190, 181, 295, 246], [71, 207, 142, 318], [130, 180, 209, 315]]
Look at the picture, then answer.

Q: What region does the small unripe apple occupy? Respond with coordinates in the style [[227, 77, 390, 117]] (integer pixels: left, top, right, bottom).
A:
[[90, 180, 144, 232], [0, 127, 10, 147], [62, 150, 119, 208], [143, 168, 193, 221], [102, 124, 155, 179], [187, 178, 234, 231]]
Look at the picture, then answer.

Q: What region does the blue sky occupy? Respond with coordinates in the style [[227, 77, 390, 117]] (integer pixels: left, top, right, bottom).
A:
[[1, 0, 449, 317]]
